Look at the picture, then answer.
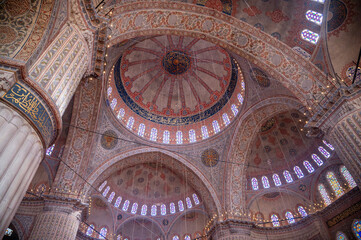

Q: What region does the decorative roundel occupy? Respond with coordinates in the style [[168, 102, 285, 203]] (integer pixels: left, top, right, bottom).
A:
[[107, 35, 245, 144], [100, 130, 118, 150], [162, 219, 169, 226], [250, 68, 270, 87], [260, 118, 275, 132], [201, 149, 219, 167]]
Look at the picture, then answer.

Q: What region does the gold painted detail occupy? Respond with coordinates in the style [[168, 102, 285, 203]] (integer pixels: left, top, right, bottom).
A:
[[326, 200, 361, 227]]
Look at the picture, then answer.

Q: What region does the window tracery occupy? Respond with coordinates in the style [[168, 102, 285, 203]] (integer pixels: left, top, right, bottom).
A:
[[285, 211, 295, 224], [170, 202, 176, 214], [151, 205, 157, 216], [231, 104, 238, 116], [186, 197, 192, 208], [86, 224, 94, 236], [222, 113, 230, 126], [131, 203, 138, 214], [318, 184, 331, 205], [262, 176, 270, 188], [176, 131, 183, 144], [178, 200, 184, 211], [251, 178, 259, 190], [301, 29, 320, 44], [138, 123, 145, 137], [102, 186, 110, 197], [163, 130, 170, 144], [340, 166, 357, 188], [189, 129, 196, 143], [305, 10, 323, 25], [114, 197, 122, 208], [98, 181, 107, 191], [283, 170, 293, 183], [323, 140, 334, 150], [110, 98, 117, 110], [326, 172, 344, 197], [312, 154, 323, 166], [108, 192, 115, 203], [201, 126, 209, 139], [271, 214, 280, 227], [150, 128, 157, 141], [303, 161, 315, 173], [192, 193, 200, 205], [352, 220, 361, 239], [294, 166, 304, 178], [99, 227, 107, 239], [117, 108, 125, 119], [141, 204, 147, 216], [127, 117, 134, 129], [297, 206, 308, 217], [318, 146, 330, 158], [273, 174, 282, 186], [161, 204, 166, 215], [212, 120, 220, 133], [122, 200, 130, 211]]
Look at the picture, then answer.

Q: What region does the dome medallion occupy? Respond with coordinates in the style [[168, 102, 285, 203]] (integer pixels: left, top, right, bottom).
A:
[[107, 35, 245, 144]]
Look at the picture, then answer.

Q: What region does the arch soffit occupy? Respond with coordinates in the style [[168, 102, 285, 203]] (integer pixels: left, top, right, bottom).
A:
[[108, 2, 331, 106], [116, 215, 165, 237], [85, 147, 222, 215]]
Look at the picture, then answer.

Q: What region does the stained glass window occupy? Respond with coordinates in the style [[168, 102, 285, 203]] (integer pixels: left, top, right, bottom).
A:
[[186, 197, 192, 208], [327, 172, 344, 197], [297, 206, 308, 217], [285, 211, 295, 224], [340, 166, 357, 188], [86, 224, 94, 236], [138, 123, 145, 137], [242, 81, 245, 90], [271, 214, 280, 227], [303, 161, 315, 173], [178, 200, 184, 211], [110, 98, 117, 110], [117, 235, 122, 240], [163, 130, 170, 144], [170, 202, 176, 214], [102, 186, 110, 197], [201, 126, 209, 139], [173, 236, 180, 240], [189, 129, 196, 143], [301, 29, 320, 44], [336, 232, 347, 240], [46, 144, 55, 156], [273, 174, 282, 186], [352, 220, 361, 239], [98, 181, 107, 191], [108, 192, 115, 203], [131, 202, 138, 214], [161, 204, 166, 215], [318, 146, 330, 158], [231, 104, 238, 116], [184, 235, 191, 240], [222, 113, 230, 126], [305, 10, 323, 25], [176, 131, 183, 144], [117, 108, 125, 119], [251, 178, 259, 190], [141, 204, 147, 216], [212, 120, 220, 133], [114, 197, 122, 208], [312, 154, 323, 166], [99, 227, 107, 239], [151, 205, 157, 216], [150, 128, 157, 141], [283, 170, 293, 183], [294, 166, 304, 178], [311, 0, 325, 3], [262, 176, 270, 188], [127, 117, 134, 129], [122, 200, 130, 211], [107, 86, 112, 96], [237, 93, 244, 104], [323, 140, 335, 150], [318, 184, 331, 205], [192, 193, 200, 205]]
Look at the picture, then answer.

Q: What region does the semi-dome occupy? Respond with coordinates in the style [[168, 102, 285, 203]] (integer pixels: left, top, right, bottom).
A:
[[106, 35, 245, 144]]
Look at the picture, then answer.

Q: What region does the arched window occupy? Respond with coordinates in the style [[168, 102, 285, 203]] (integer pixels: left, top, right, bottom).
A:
[[336, 231, 348, 240], [326, 172, 344, 197], [141, 204, 147, 216], [186, 197, 192, 208], [283, 170, 293, 183], [285, 211, 295, 224], [231, 104, 238, 116], [318, 146, 330, 158], [184, 235, 191, 240], [251, 178, 259, 190], [161, 204, 166, 215], [117, 235, 122, 240], [303, 161, 315, 173], [102, 186, 110, 197], [170, 202, 176, 214], [110, 98, 117, 110], [108, 192, 115, 203], [150, 128, 157, 141], [86, 224, 94, 236], [173, 236, 180, 240], [192, 193, 200, 205], [311, 0, 325, 3], [212, 120, 220, 133], [178, 200, 184, 211], [151, 205, 157, 216], [98, 181, 107, 191], [262, 176, 270, 188], [201, 126, 209, 139], [107, 86, 112, 96], [340, 166, 357, 188], [242, 81, 245, 90], [237, 93, 244, 104], [99, 227, 107, 239], [222, 113, 230, 126], [138, 123, 145, 137], [122, 200, 130, 211], [305, 10, 323, 25], [322, 140, 334, 150], [189, 129, 196, 143], [114, 197, 122, 208], [352, 219, 361, 239], [301, 29, 320, 44], [297, 206, 308, 217], [273, 174, 282, 186], [163, 130, 170, 144], [126, 117, 134, 129], [46, 144, 55, 156], [318, 184, 331, 205], [271, 214, 280, 227], [312, 154, 323, 166], [131, 202, 138, 214], [117, 108, 125, 119], [294, 166, 304, 178], [176, 131, 183, 144]]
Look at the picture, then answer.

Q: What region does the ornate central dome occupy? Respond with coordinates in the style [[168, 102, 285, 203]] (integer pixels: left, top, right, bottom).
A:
[[162, 50, 190, 75]]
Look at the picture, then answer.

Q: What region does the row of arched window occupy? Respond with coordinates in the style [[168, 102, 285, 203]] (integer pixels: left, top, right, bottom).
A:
[[251, 141, 333, 190], [267, 206, 308, 227], [336, 219, 361, 239], [318, 166, 357, 206], [300, 0, 324, 44], [98, 181, 200, 216]]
